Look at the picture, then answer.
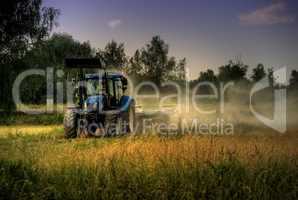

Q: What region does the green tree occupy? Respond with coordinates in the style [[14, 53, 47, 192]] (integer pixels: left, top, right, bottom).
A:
[[21, 33, 93, 104], [290, 70, 298, 87], [172, 58, 186, 81], [218, 60, 248, 82], [96, 40, 127, 68], [190, 69, 218, 94], [140, 36, 185, 86], [251, 64, 266, 82], [0, 0, 59, 111], [127, 50, 144, 76], [267, 68, 274, 88], [198, 69, 218, 83], [0, 0, 59, 63], [24, 33, 93, 68], [141, 36, 168, 86]]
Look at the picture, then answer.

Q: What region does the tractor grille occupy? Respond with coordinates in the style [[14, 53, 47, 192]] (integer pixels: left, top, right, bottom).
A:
[[86, 112, 97, 121]]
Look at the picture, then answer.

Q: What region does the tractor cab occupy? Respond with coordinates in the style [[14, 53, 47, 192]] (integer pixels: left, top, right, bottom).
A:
[[84, 73, 127, 110], [65, 58, 128, 111], [64, 58, 135, 138]]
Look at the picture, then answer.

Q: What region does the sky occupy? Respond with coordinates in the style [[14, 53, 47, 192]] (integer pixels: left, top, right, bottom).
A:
[[44, 0, 298, 79]]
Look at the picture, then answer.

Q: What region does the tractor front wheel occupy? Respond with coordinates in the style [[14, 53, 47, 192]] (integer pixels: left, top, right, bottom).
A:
[[63, 109, 78, 139]]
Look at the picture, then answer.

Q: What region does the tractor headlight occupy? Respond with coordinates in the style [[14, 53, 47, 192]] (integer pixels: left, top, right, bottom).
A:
[[86, 102, 98, 111], [92, 103, 98, 111]]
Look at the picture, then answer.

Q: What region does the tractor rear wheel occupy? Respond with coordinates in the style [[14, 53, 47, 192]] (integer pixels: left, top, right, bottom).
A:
[[63, 109, 78, 139]]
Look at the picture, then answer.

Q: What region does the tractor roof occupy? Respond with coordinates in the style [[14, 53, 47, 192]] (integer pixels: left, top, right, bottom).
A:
[[85, 73, 125, 80], [65, 58, 103, 69], [65, 58, 126, 80]]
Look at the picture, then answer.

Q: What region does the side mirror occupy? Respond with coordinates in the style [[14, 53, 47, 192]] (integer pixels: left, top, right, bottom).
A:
[[121, 77, 128, 91], [71, 78, 76, 86]]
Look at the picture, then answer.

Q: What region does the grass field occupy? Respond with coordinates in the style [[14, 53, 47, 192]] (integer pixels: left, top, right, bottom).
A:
[[0, 125, 297, 199]]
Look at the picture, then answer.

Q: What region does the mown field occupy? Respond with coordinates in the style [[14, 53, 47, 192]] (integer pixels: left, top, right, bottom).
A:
[[0, 123, 297, 200]]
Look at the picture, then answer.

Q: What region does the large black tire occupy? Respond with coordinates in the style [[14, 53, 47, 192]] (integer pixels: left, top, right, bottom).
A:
[[63, 109, 78, 139], [123, 102, 136, 134]]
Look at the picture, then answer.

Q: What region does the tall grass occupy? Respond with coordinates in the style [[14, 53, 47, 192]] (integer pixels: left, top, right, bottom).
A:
[[0, 127, 297, 199], [0, 113, 63, 125]]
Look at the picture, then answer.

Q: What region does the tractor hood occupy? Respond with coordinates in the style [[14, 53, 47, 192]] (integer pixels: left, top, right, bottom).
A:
[[84, 95, 104, 112]]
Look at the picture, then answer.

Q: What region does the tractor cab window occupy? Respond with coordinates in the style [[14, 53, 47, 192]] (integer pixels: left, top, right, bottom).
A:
[[107, 79, 117, 107], [86, 79, 102, 96], [107, 79, 114, 97], [106, 78, 123, 107], [114, 78, 123, 102]]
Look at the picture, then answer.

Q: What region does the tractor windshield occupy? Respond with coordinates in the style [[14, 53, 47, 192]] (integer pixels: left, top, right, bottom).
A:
[[86, 79, 103, 96]]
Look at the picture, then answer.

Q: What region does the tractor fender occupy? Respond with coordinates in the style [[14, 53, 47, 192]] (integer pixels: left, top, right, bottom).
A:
[[120, 96, 135, 112]]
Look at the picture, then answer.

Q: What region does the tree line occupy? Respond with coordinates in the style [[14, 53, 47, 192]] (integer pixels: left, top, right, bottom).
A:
[[192, 62, 298, 88], [1, 0, 298, 112]]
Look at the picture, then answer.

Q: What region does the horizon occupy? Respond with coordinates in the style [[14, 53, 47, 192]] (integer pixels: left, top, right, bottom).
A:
[[45, 0, 298, 79]]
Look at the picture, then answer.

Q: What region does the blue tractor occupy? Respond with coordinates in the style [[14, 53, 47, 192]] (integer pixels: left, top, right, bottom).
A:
[[63, 58, 136, 138]]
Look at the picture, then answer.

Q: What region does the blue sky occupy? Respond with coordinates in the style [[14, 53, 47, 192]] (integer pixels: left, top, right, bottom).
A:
[[44, 0, 298, 79]]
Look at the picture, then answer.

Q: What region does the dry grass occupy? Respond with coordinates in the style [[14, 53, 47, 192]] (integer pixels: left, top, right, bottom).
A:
[[1, 125, 297, 169], [0, 125, 62, 137], [0, 125, 297, 199]]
